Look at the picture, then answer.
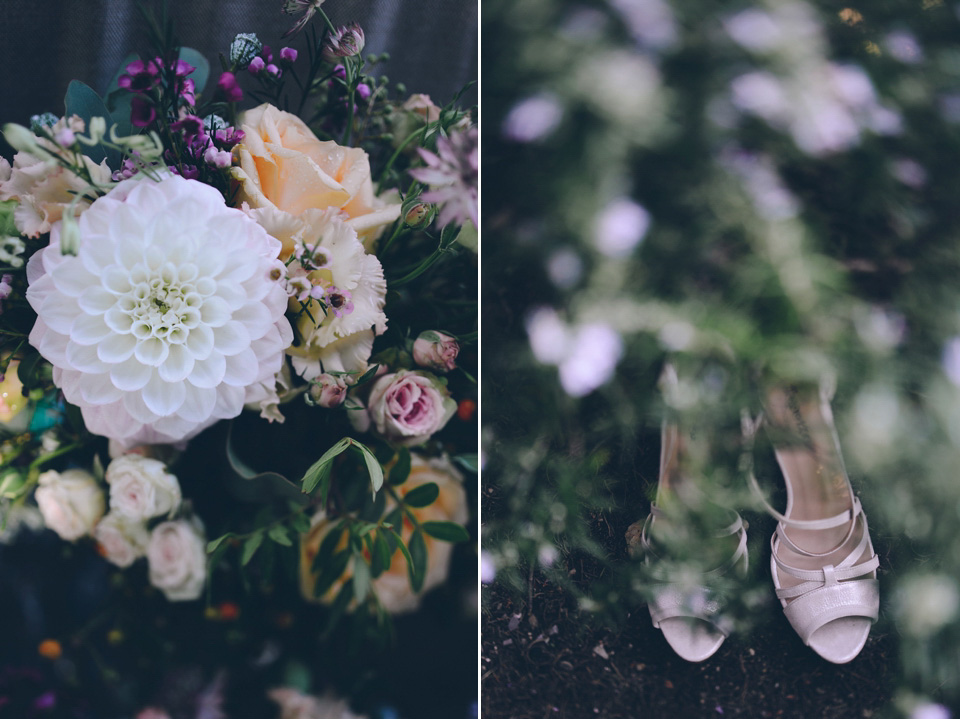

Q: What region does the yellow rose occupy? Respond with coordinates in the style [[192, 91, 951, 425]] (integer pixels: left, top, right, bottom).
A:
[[233, 104, 400, 243], [300, 454, 468, 614]]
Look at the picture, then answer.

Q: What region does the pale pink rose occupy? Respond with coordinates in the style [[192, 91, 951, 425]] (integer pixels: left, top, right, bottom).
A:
[[269, 688, 368, 719], [365, 370, 456, 446], [34, 469, 105, 541], [401, 94, 442, 124], [412, 330, 459, 373], [147, 518, 207, 601], [94, 512, 149, 568], [233, 104, 400, 243], [136, 709, 172, 719], [310, 373, 348, 408], [105, 456, 181, 522]]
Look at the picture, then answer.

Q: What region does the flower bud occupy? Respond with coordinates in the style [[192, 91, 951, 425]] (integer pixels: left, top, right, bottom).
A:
[[322, 23, 365, 62], [60, 208, 80, 256], [413, 331, 459, 373], [217, 72, 243, 103], [280, 47, 298, 64], [308, 373, 348, 408], [0, 469, 25, 498], [230, 32, 263, 68], [2, 123, 39, 154], [403, 200, 436, 229], [29, 113, 59, 134], [248, 56, 265, 74], [87, 116, 107, 145]]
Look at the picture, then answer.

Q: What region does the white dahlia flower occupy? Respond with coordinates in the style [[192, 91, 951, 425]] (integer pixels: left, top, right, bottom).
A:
[[26, 174, 293, 445]]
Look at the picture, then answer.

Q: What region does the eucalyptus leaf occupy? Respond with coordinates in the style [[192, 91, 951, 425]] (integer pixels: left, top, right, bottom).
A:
[[453, 453, 479, 473], [63, 80, 120, 166]]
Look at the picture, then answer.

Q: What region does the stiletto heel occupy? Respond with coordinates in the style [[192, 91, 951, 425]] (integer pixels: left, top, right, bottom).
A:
[[626, 365, 748, 662], [750, 382, 879, 664]]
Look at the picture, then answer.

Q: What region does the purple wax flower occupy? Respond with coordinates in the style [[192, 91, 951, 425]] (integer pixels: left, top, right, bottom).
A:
[[214, 127, 245, 148], [280, 47, 298, 64], [266, 63, 281, 77], [248, 56, 265, 74], [217, 72, 243, 102], [357, 83, 372, 100], [118, 58, 161, 93], [333, 64, 347, 80], [171, 114, 205, 140], [181, 77, 197, 106], [130, 96, 157, 127]]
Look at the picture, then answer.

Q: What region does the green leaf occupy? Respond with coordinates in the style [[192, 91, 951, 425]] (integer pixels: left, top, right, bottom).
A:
[[390, 529, 413, 569], [453, 453, 479, 474], [289, 512, 312, 534], [353, 554, 371, 603], [403, 482, 439, 508], [312, 521, 345, 573], [313, 549, 350, 598], [301, 437, 351, 494], [354, 363, 381, 388], [421, 521, 470, 543], [206, 533, 234, 554], [63, 80, 120, 166], [268, 526, 293, 546], [351, 439, 384, 495], [178, 47, 211, 96], [323, 578, 354, 636], [389, 448, 411, 485], [16, 351, 42, 389], [408, 529, 428, 593], [370, 532, 393, 578], [241, 532, 263, 566]]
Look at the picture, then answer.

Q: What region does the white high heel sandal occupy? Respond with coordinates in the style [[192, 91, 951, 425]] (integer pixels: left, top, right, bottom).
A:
[[748, 383, 879, 664], [626, 366, 748, 662]]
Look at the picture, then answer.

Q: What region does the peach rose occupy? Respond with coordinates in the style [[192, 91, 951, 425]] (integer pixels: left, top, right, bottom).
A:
[[300, 454, 468, 613], [233, 104, 400, 244]]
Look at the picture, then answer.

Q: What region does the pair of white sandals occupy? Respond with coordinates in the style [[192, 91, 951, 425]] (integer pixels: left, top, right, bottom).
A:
[[629, 377, 879, 664]]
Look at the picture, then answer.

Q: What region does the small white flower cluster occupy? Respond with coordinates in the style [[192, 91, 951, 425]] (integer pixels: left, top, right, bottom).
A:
[[34, 453, 207, 602]]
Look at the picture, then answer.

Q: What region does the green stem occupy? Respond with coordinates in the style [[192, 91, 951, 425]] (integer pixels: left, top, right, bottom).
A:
[[377, 220, 405, 256], [389, 248, 446, 287], [378, 127, 426, 187]]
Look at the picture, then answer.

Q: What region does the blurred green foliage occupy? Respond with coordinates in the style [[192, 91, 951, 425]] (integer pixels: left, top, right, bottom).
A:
[[483, 0, 960, 712]]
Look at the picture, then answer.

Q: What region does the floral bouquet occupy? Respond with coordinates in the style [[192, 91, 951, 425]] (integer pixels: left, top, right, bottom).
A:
[[0, 1, 477, 716]]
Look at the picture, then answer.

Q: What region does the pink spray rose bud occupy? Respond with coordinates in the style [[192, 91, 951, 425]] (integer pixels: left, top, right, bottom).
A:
[[280, 47, 298, 64], [309, 373, 348, 408], [365, 370, 457, 446], [413, 331, 459, 372], [247, 56, 265, 74]]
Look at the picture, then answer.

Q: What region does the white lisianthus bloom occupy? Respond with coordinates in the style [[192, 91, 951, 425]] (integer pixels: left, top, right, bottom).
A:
[[25, 174, 293, 446], [247, 206, 386, 381], [93, 512, 150, 567], [34, 469, 105, 541], [147, 518, 207, 601], [105, 455, 181, 521]]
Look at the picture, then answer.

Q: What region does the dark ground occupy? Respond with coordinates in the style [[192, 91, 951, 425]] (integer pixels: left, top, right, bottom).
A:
[[481, 481, 898, 719]]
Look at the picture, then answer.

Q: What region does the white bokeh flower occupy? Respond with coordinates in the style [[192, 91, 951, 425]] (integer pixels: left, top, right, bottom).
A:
[[147, 517, 207, 601], [105, 454, 181, 521], [34, 468, 105, 541], [26, 174, 293, 446]]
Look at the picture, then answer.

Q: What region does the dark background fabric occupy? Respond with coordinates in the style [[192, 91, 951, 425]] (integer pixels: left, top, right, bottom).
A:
[[0, 0, 477, 132]]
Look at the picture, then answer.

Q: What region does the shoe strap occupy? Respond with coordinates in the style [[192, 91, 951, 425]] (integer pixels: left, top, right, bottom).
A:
[[642, 504, 748, 578], [772, 512, 879, 598]]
